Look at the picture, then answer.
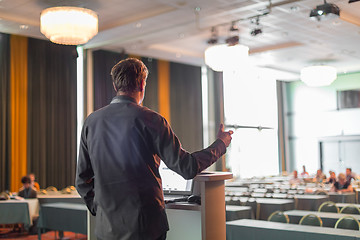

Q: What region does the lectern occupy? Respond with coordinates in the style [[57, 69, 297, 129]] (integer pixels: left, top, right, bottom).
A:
[[166, 171, 233, 240]]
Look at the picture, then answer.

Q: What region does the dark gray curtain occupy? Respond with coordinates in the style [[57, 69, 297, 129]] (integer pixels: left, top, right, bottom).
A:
[[93, 50, 126, 110], [0, 33, 10, 191], [27, 38, 77, 189], [142, 57, 158, 112], [170, 62, 203, 152]]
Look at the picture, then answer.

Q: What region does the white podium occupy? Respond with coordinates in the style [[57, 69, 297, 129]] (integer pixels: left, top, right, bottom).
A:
[[166, 171, 233, 240]]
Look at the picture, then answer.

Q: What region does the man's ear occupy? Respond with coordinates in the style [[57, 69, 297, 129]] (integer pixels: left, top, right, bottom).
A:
[[139, 78, 146, 91], [112, 82, 117, 92]]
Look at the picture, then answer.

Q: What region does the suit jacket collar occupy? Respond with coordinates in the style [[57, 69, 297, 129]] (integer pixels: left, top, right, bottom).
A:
[[110, 95, 137, 104]]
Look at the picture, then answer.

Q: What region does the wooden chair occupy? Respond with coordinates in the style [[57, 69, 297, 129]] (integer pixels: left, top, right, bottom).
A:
[[335, 216, 360, 230], [267, 211, 289, 223], [318, 201, 339, 213], [339, 205, 360, 215], [299, 214, 323, 227]]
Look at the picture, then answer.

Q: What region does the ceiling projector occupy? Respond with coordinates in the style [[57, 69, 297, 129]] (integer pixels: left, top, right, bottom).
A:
[[310, 1, 340, 21]]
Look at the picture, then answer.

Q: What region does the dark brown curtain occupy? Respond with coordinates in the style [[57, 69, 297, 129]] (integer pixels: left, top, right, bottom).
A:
[[27, 38, 77, 189], [93, 50, 127, 110], [142, 57, 158, 112], [170, 62, 203, 152], [0, 33, 10, 191]]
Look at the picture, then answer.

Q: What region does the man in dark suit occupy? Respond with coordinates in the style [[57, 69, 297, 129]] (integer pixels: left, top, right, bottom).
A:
[[75, 58, 233, 240], [18, 176, 37, 199]]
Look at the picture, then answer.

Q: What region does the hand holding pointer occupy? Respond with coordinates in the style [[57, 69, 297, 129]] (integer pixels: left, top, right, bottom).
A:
[[217, 123, 233, 147]]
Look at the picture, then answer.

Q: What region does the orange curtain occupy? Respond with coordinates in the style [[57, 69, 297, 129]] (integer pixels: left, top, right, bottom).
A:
[[10, 35, 28, 192], [157, 60, 170, 123]]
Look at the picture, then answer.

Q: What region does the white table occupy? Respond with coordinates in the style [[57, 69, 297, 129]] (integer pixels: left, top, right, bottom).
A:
[[0, 199, 39, 228]]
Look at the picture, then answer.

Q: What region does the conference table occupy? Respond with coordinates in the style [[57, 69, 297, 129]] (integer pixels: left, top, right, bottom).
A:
[[225, 197, 295, 220], [0, 199, 39, 229], [337, 203, 360, 210], [284, 210, 360, 228], [294, 194, 329, 211], [226, 205, 253, 221], [254, 198, 295, 220], [37, 202, 87, 239], [37, 193, 83, 204], [226, 219, 360, 240], [329, 192, 357, 203]]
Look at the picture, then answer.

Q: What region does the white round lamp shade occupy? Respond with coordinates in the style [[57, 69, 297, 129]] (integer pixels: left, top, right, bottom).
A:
[[300, 65, 337, 87], [205, 44, 249, 72], [40, 6, 98, 45]]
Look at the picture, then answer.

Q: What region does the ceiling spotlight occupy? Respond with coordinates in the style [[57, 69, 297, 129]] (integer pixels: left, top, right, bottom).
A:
[[251, 28, 262, 36], [207, 27, 218, 44], [230, 21, 239, 32], [310, 0, 340, 21], [225, 36, 239, 46], [250, 16, 262, 36]]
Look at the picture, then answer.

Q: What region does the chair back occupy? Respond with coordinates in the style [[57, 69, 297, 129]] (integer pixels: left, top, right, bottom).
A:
[[61, 187, 72, 194], [318, 201, 339, 213], [315, 190, 328, 195], [39, 189, 48, 195], [45, 186, 58, 195], [0, 191, 10, 200], [66, 185, 76, 191], [267, 211, 289, 223], [335, 216, 360, 230], [299, 214, 323, 227], [339, 205, 360, 215]]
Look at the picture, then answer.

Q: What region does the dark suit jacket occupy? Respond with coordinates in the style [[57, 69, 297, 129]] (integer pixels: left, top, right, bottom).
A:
[[18, 188, 37, 199], [75, 95, 226, 240]]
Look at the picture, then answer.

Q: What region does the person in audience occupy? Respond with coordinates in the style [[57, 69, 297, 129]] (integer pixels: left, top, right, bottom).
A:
[[29, 173, 40, 191], [345, 168, 357, 184], [326, 171, 337, 184], [18, 176, 37, 199], [313, 169, 326, 183], [332, 173, 353, 193], [290, 170, 302, 185], [75, 58, 233, 240], [300, 165, 309, 178]]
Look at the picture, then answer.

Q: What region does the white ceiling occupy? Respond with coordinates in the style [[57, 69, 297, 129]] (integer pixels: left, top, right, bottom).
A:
[[1, 0, 360, 80]]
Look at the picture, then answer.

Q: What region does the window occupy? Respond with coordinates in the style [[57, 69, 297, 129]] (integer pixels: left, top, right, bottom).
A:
[[223, 67, 279, 178]]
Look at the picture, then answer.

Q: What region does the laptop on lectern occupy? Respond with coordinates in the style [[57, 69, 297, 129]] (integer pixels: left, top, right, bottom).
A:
[[159, 161, 193, 202]]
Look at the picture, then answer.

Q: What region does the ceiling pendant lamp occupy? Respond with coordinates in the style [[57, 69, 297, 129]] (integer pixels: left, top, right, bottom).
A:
[[40, 6, 98, 45], [300, 65, 337, 87], [204, 44, 249, 72]]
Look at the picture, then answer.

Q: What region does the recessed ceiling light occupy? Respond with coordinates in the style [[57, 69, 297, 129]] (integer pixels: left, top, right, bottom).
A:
[[20, 25, 29, 30], [194, 7, 201, 12], [135, 22, 142, 28]]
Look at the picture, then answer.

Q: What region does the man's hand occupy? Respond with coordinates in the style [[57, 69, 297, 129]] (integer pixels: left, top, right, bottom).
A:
[[217, 123, 233, 147]]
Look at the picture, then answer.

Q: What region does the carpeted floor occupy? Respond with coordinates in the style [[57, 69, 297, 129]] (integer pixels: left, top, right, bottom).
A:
[[0, 229, 87, 240]]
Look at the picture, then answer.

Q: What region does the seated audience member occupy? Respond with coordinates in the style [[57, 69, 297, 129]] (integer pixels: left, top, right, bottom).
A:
[[332, 173, 353, 193], [313, 169, 326, 183], [300, 165, 309, 178], [29, 173, 40, 191], [290, 170, 302, 185], [346, 168, 357, 184], [326, 171, 337, 184], [18, 176, 37, 199]]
